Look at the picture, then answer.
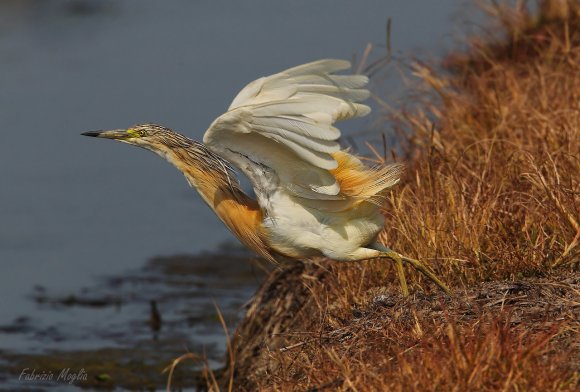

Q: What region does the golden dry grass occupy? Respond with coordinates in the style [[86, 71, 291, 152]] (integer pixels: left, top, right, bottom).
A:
[[381, 0, 580, 288], [188, 1, 580, 391], [244, 273, 578, 392]]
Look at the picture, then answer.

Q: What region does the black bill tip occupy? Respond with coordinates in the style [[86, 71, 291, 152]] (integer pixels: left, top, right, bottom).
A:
[[81, 131, 103, 137]]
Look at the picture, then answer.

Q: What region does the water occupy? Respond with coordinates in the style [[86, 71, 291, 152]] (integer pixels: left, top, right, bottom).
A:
[[0, 0, 473, 388]]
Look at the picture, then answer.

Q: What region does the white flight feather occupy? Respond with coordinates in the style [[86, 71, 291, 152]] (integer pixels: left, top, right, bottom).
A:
[[251, 123, 340, 153], [203, 59, 371, 210], [256, 116, 341, 140], [282, 59, 351, 76]]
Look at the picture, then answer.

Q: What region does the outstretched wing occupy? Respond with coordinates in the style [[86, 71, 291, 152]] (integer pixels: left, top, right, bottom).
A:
[[203, 59, 372, 212]]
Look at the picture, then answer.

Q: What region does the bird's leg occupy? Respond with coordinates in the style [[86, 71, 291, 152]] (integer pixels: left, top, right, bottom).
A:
[[392, 252, 409, 297], [370, 243, 451, 295], [397, 253, 450, 295], [367, 243, 408, 296]]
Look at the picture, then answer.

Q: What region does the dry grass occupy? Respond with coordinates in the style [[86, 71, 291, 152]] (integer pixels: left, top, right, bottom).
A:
[[381, 0, 580, 289], [252, 274, 578, 392], [189, 1, 580, 391]]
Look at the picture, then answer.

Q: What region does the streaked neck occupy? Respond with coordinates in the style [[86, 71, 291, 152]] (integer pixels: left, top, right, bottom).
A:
[[161, 138, 273, 261]]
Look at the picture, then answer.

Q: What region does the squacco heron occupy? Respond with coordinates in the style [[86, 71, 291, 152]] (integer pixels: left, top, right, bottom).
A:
[[82, 59, 449, 296]]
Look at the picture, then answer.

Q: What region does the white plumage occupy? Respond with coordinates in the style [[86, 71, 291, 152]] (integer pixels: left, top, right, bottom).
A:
[[84, 59, 451, 295], [203, 60, 373, 202], [202, 59, 398, 261]]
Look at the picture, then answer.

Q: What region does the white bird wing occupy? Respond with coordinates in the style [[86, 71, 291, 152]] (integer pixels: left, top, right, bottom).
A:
[[202, 59, 370, 212]]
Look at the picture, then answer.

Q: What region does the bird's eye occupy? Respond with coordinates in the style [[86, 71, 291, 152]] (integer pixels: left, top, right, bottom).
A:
[[126, 128, 146, 138]]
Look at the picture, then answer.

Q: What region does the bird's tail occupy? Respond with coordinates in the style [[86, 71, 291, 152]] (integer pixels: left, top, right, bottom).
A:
[[330, 151, 405, 206]]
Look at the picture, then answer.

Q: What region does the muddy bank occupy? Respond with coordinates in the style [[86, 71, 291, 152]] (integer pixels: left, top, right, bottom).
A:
[[0, 249, 266, 390], [229, 262, 578, 391]]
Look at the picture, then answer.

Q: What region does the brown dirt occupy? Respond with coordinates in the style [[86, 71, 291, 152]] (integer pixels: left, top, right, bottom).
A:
[[230, 262, 578, 391]]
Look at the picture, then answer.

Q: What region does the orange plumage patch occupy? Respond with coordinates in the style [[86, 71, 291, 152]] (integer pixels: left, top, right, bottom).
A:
[[330, 151, 404, 205], [175, 154, 276, 263], [213, 195, 276, 263]]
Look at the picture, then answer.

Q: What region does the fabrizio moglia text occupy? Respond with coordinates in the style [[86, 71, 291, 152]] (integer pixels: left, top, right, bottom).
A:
[[19, 367, 88, 384]]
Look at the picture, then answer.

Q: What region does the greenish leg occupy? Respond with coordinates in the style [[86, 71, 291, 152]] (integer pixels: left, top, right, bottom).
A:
[[390, 251, 451, 295], [394, 254, 410, 297], [371, 243, 451, 295], [371, 243, 408, 296]]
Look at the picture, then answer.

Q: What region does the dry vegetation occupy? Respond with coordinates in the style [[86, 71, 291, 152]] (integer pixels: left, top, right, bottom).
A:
[[190, 1, 580, 390], [385, 0, 580, 285]]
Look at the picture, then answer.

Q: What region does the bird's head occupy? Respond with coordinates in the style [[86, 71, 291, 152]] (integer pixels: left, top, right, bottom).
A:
[[83, 122, 238, 197], [82, 124, 190, 157]]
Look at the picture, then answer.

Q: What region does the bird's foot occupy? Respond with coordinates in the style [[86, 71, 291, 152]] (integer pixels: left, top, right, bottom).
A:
[[381, 250, 451, 296], [367, 243, 451, 296], [391, 252, 409, 297]]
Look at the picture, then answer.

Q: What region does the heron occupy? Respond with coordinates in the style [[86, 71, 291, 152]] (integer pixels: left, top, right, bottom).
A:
[[82, 59, 449, 296]]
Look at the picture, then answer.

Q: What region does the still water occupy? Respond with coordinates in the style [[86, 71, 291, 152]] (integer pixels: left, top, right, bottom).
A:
[[0, 0, 472, 388]]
